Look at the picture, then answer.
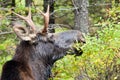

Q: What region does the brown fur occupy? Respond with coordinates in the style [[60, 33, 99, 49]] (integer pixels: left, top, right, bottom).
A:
[[1, 30, 85, 80]]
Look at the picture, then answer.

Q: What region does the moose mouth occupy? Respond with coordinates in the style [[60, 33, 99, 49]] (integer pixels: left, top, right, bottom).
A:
[[67, 42, 84, 56], [67, 48, 83, 57]]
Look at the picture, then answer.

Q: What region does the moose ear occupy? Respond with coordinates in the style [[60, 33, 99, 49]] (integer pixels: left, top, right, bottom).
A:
[[13, 25, 31, 41]]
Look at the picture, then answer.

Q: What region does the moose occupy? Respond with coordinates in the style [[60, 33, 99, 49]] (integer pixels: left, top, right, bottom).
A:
[[0, 5, 85, 80]]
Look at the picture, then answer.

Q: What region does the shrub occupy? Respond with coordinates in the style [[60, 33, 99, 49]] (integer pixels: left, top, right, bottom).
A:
[[51, 23, 120, 80]]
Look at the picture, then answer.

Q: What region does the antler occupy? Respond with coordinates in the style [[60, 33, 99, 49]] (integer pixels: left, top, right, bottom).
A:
[[12, 5, 50, 34], [39, 5, 50, 34], [12, 8, 36, 32]]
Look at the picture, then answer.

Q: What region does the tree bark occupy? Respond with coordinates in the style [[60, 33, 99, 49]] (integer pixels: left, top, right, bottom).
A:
[[73, 0, 89, 34], [11, 0, 15, 7], [25, 0, 33, 28], [11, 0, 15, 25], [25, 0, 32, 7]]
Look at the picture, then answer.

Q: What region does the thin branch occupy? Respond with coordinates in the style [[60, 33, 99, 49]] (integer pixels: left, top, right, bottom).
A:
[[50, 7, 77, 16], [89, 3, 112, 7], [0, 8, 9, 11], [0, 31, 13, 36], [49, 24, 73, 29]]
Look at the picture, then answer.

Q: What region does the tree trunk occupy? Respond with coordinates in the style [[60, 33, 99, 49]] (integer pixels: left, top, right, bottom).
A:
[[25, 0, 32, 7], [25, 0, 32, 28], [43, 0, 55, 33], [11, 0, 15, 24], [73, 0, 89, 34], [11, 0, 15, 7]]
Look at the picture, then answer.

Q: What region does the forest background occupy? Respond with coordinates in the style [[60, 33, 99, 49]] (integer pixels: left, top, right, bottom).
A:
[[0, 0, 120, 80]]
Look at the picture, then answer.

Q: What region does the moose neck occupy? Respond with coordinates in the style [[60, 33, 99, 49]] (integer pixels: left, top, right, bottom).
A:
[[13, 41, 34, 64]]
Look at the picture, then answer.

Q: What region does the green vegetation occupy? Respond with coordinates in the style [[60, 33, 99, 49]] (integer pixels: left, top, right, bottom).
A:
[[51, 1, 120, 80], [0, 0, 120, 80], [52, 23, 120, 80]]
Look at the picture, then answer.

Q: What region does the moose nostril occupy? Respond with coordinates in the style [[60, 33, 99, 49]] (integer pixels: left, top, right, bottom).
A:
[[82, 41, 86, 43]]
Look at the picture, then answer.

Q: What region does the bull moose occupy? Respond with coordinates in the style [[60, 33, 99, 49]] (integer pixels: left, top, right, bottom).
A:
[[1, 5, 85, 80]]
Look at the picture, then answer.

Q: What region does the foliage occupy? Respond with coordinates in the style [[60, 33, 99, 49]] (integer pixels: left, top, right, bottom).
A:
[[89, 0, 120, 27], [0, 0, 120, 80], [50, 2, 120, 80], [51, 22, 120, 80], [0, 39, 15, 73]]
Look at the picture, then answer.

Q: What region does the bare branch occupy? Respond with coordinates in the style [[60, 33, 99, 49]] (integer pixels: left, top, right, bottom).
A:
[[0, 31, 13, 36]]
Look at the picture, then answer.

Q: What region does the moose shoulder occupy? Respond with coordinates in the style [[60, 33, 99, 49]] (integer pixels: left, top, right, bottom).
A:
[[1, 5, 85, 80]]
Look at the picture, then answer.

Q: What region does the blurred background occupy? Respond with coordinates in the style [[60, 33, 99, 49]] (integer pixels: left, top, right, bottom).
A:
[[0, 0, 120, 80]]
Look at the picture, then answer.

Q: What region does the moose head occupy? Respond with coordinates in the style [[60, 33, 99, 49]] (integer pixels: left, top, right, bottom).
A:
[[1, 5, 85, 80]]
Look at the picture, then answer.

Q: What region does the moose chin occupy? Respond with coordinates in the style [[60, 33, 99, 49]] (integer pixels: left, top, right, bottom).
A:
[[0, 5, 85, 80]]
